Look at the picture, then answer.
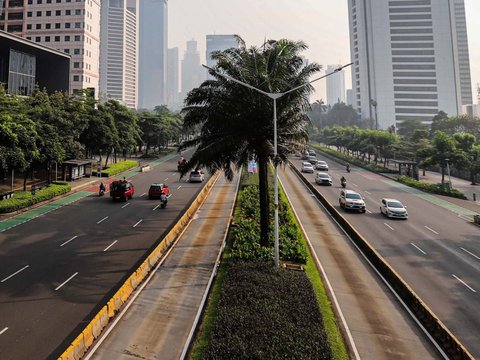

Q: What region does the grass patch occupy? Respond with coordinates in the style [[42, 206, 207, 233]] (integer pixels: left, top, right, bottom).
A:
[[93, 160, 139, 177], [397, 176, 466, 199]]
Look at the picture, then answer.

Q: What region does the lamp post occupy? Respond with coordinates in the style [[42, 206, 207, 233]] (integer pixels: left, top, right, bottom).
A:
[[370, 99, 378, 130], [204, 62, 353, 267], [445, 158, 452, 189]]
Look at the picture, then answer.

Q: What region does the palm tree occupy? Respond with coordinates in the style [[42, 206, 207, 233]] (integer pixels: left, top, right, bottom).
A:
[[179, 38, 320, 247]]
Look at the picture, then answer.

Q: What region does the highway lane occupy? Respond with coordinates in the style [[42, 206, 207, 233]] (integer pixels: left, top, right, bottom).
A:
[[0, 151, 209, 360], [291, 153, 480, 358]]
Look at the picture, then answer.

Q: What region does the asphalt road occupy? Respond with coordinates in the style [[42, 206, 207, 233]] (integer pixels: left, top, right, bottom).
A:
[[291, 153, 480, 358], [0, 151, 209, 360]]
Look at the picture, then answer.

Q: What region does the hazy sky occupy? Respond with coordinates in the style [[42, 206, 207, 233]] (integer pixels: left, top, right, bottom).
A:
[[169, 0, 480, 103]]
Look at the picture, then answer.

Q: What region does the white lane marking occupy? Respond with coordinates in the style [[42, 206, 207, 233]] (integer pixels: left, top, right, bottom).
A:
[[140, 193, 146, 197], [460, 247, 480, 260], [164, 178, 169, 181], [97, 216, 109, 224], [121, 203, 130, 209], [411, 243, 427, 255], [0, 327, 8, 335], [458, 214, 473, 222], [167, 194, 172, 198], [352, 183, 358, 187], [424, 226, 438, 235], [452, 274, 477, 293], [103, 240, 118, 252], [364, 190, 371, 195], [55, 272, 78, 291], [365, 208, 372, 214], [172, 173, 176, 175], [133, 219, 143, 228], [384, 223, 394, 231], [177, 185, 182, 190], [60, 235, 78, 247], [153, 204, 160, 211], [1, 265, 30, 283]]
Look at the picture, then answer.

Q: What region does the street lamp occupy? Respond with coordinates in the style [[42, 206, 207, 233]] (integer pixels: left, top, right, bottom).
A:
[[445, 158, 452, 189], [370, 99, 378, 130], [204, 62, 353, 267]]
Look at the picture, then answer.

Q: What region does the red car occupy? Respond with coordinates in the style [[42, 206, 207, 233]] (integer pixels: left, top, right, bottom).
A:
[[148, 183, 169, 199], [110, 180, 134, 201]]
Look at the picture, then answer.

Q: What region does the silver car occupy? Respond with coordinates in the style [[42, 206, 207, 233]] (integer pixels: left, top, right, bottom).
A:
[[339, 189, 366, 213], [301, 161, 314, 173], [315, 172, 332, 186], [315, 160, 329, 171], [380, 198, 408, 219], [189, 170, 205, 182]]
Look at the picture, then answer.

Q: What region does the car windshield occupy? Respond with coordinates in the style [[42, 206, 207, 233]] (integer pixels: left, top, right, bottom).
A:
[[317, 161, 326, 165], [387, 201, 403, 208], [318, 174, 329, 179], [304, 163, 312, 167], [346, 193, 362, 199]]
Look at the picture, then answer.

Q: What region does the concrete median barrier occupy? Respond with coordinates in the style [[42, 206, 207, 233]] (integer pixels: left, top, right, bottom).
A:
[[58, 171, 221, 360], [288, 160, 474, 360]]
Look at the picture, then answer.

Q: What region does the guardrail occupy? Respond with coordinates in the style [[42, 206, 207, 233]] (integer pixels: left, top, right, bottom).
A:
[[288, 160, 474, 360], [58, 171, 221, 360]]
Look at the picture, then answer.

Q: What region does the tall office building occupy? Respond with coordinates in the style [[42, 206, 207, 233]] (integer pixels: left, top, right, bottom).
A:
[[326, 64, 346, 106], [100, 0, 139, 109], [348, 0, 472, 128], [0, 0, 101, 96], [181, 39, 202, 100], [167, 47, 180, 111], [205, 34, 239, 77], [139, 0, 167, 110]]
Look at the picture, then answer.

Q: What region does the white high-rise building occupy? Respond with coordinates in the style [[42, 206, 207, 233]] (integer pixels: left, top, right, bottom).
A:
[[167, 47, 180, 111], [139, 0, 167, 109], [181, 39, 202, 100], [348, 0, 473, 129], [100, 0, 139, 109], [205, 34, 239, 78], [326, 64, 345, 106], [0, 0, 101, 96]]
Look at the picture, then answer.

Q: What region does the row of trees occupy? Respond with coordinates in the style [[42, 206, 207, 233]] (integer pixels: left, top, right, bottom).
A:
[[0, 87, 184, 189], [317, 113, 480, 184]]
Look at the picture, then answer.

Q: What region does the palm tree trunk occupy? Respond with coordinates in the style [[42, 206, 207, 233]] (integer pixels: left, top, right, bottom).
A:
[[258, 157, 270, 247]]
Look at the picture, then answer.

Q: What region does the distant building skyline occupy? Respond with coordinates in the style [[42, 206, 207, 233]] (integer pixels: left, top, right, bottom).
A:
[[139, 0, 168, 109], [205, 34, 239, 78], [100, 0, 139, 109], [167, 47, 181, 110], [181, 39, 203, 100], [326, 64, 345, 106], [348, 0, 473, 129]]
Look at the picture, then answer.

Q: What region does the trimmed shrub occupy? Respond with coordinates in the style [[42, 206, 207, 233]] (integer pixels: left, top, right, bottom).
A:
[[0, 181, 71, 214], [203, 261, 333, 360], [231, 183, 307, 264], [397, 176, 467, 199], [94, 160, 139, 177]]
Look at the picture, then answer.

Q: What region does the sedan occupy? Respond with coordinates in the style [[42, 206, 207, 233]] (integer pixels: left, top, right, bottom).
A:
[[301, 162, 314, 173], [189, 170, 205, 183], [380, 198, 408, 219], [315, 172, 332, 186], [315, 160, 329, 171]]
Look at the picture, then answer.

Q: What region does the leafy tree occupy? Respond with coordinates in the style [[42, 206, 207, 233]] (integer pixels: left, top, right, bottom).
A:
[[180, 38, 319, 247], [424, 131, 457, 185], [397, 119, 428, 139], [324, 102, 358, 127]]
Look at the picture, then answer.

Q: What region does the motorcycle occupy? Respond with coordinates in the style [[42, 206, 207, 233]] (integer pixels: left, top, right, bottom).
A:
[[99, 184, 106, 196], [346, 165, 351, 173], [160, 194, 168, 208], [341, 179, 347, 188]]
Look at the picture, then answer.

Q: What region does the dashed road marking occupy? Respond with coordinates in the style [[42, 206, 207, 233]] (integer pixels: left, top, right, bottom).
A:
[[411, 243, 427, 255], [460, 247, 480, 260], [104, 240, 118, 252], [121, 203, 130, 209], [364, 190, 371, 195], [140, 193, 146, 197], [0, 327, 8, 335], [153, 204, 160, 211], [133, 219, 143, 228], [97, 216, 109, 224], [452, 274, 476, 293], [384, 223, 394, 231], [177, 185, 182, 190], [424, 226, 438, 235], [55, 272, 78, 291], [1, 265, 29, 283], [60, 235, 78, 247]]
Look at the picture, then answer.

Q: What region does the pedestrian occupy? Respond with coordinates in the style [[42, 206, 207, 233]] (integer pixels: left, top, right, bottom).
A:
[[97, 165, 101, 177]]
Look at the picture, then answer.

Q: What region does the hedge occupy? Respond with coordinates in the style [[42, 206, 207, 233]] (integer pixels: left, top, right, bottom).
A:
[[397, 176, 467, 199], [202, 261, 333, 360], [0, 181, 71, 214], [93, 160, 139, 177]]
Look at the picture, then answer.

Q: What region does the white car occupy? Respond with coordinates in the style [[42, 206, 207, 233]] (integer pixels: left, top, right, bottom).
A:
[[339, 189, 366, 213], [380, 198, 408, 219], [315, 172, 332, 186], [308, 155, 317, 164], [315, 160, 329, 171], [189, 170, 205, 182], [301, 162, 314, 173]]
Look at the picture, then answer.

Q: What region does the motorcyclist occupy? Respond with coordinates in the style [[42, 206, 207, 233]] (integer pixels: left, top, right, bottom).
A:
[[346, 163, 351, 173], [160, 191, 168, 206], [340, 176, 346, 187], [99, 182, 106, 195]]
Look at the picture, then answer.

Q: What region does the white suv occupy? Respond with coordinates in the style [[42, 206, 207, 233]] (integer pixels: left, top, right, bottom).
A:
[[339, 189, 366, 213]]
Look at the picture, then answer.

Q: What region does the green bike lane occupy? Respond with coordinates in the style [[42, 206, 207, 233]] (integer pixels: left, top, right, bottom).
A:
[[0, 152, 180, 233]]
